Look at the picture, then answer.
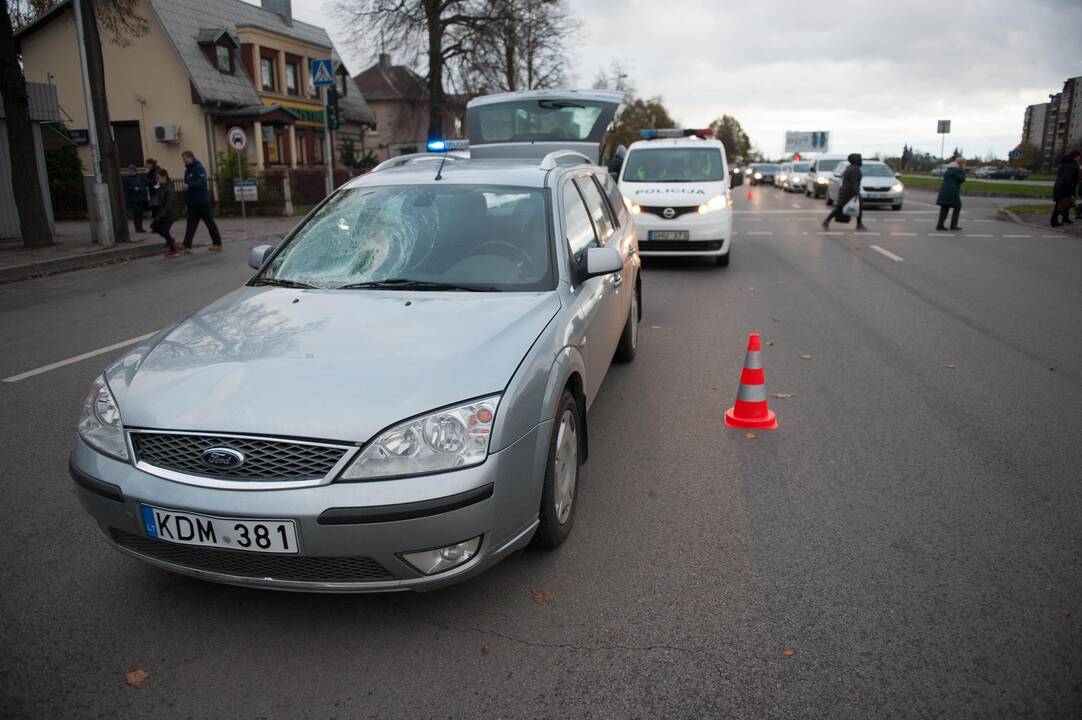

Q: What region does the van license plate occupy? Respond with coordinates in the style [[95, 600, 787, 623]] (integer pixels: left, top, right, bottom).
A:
[[648, 231, 690, 241]]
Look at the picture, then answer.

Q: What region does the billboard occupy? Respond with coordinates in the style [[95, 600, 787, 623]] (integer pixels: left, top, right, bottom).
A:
[[785, 131, 830, 153]]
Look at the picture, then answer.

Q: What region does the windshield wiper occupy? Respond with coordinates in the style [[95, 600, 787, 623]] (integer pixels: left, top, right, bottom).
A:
[[337, 278, 499, 292], [252, 277, 317, 289]]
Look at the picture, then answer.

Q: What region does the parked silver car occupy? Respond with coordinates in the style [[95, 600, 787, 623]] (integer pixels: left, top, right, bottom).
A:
[[70, 91, 642, 592]]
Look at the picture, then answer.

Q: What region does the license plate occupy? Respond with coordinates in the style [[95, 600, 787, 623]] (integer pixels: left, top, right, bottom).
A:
[[648, 230, 690, 241], [140, 505, 298, 554]]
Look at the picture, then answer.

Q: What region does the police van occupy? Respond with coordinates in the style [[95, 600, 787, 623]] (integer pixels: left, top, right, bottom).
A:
[[617, 129, 742, 266]]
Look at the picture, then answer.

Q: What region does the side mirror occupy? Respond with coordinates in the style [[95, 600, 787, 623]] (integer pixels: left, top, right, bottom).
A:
[[730, 171, 744, 188], [585, 246, 622, 278], [248, 244, 273, 270]]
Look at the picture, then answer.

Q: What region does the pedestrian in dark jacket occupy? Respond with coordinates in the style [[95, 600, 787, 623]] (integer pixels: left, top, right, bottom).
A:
[[180, 150, 223, 252], [935, 156, 966, 231], [145, 157, 161, 212], [122, 164, 146, 233], [608, 145, 627, 180], [150, 168, 178, 255], [1051, 150, 1080, 227], [821, 153, 866, 231]]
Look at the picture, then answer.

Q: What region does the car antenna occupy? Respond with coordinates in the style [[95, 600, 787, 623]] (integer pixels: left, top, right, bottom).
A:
[[434, 153, 448, 181]]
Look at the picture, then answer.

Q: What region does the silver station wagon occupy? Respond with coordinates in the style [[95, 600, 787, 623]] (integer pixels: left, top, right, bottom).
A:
[[70, 90, 642, 591]]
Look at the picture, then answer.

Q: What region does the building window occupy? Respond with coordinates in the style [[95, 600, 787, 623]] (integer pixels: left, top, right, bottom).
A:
[[335, 71, 347, 97], [285, 63, 299, 95], [260, 57, 277, 91], [216, 45, 232, 73], [313, 131, 325, 164], [296, 130, 308, 165]]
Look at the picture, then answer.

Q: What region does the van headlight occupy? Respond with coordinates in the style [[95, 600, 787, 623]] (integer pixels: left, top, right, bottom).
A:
[[697, 194, 728, 214], [78, 375, 128, 461], [891, 183, 904, 193], [341, 396, 500, 480]]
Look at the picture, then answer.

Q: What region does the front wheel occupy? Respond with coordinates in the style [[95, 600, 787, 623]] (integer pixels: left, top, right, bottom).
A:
[[614, 284, 639, 362], [531, 391, 581, 548], [892, 203, 903, 211]]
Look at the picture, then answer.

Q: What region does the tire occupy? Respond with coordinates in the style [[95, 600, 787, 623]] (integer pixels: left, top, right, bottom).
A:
[[614, 282, 639, 363], [531, 390, 581, 548], [892, 203, 903, 211], [715, 251, 730, 267]]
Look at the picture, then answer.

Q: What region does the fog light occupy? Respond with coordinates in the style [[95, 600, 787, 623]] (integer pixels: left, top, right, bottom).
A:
[[399, 536, 482, 575]]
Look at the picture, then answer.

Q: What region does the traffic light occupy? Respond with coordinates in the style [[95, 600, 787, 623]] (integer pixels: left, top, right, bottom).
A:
[[326, 88, 341, 130]]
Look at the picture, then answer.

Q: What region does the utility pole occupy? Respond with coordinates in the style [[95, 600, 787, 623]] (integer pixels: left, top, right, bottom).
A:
[[73, 0, 113, 246]]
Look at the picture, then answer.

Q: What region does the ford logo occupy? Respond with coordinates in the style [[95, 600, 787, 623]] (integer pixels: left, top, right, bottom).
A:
[[662, 207, 676, 219], [201, 447, 244, 469]]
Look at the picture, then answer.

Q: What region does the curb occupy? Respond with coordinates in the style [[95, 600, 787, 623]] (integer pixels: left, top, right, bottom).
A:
[[996, 207, 1081, 239], [0, 242, 164, 283], [905, 185, 1052, 200]]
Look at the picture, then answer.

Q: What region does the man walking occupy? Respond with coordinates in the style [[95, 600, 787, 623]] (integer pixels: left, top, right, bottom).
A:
[[180, 150, 223, 252], [122, 164, 146, 234], [821, 153, 866, 231], [1051, 150, 1080, 227], [935, 156, 966, 231]]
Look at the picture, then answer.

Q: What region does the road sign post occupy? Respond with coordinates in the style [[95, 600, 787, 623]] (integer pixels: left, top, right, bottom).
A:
[[937, 120, 951, 160], [311, 58, 336, 196], [227, 126, 248, 218]]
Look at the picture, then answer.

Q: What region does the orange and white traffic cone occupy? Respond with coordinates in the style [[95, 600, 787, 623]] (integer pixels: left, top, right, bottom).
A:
[[745, 185, 753, 201], [725, 333, 778, 430]]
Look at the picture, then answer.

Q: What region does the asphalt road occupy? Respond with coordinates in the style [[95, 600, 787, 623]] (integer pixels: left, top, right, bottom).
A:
[[1, 187, 1080, 719]]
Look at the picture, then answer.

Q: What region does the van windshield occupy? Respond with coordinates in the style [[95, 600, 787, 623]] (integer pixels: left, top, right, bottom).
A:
[[258, 185, 554, 292], [623, 148, 725, 183]]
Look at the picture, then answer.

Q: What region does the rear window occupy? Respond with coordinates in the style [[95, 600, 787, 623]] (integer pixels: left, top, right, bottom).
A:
[[471, 99, 607, 143], [623, 148, 725, 183]]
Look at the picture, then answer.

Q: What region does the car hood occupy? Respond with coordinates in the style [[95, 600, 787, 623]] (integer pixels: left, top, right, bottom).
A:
[[860, 176, 899, 188], [107, 287, 560, 443], [621, 181, 726, 206]]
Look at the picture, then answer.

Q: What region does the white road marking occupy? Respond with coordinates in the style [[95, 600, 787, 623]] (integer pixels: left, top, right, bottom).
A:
[[890, 232, 918, 236], [745, 231, 773, 235], [1003, 234, 1032, 238], [870, 244, 904, 262], [791, 203, 801, 209], [2, 331, 157, 383], [818, 231, 846, 236], [965, 234, 993, 237]]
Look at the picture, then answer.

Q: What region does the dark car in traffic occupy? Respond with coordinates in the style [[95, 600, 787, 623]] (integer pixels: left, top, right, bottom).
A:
[[749, 164, 780, 186], [989, 166, 1028, 180]]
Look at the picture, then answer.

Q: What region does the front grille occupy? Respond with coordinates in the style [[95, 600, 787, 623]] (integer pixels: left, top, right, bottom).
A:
[[639, 240, 723, 252], [640, 205, 700, 219], [131, 432, 348, 481], [110, 529, 397, 583], [865, 186, 893, 192]]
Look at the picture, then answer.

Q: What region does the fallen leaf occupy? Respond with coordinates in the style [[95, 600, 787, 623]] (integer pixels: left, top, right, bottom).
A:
[[531, 589, 554, 605], [480, 644, 490, 655], [945, 363, 956, 369], [770, 393, 796, 399], [745, 432, 758, 440], [125, 668, 150, 688], [1061, 607, 1072, 620], [782, 649, 796, 657], [800, 353, 812, 360], [766, 341, 775, 346]]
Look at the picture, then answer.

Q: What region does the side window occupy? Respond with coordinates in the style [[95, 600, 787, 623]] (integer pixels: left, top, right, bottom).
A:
[[595, 173, 629, 226], [563, 182, 598, 264], [574, 176, 614, 243]]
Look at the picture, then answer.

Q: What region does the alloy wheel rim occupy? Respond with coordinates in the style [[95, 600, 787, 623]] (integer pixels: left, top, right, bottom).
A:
[[553, 409, 578, 524]]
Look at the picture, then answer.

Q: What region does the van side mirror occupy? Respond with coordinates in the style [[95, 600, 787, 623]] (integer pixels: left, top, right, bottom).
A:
[[730, 171, 744, 188], [248, 244, 273, 270]]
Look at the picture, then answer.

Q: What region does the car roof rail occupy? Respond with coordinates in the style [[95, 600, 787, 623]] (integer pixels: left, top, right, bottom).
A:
[[371, 153, 461, 173], [539, 150, 592, 171]]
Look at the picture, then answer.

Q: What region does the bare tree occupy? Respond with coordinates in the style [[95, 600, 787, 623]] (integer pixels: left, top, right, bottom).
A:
[[333, 0, 488, 141], [465, 0, 576, 93], [1, 0, 51, 245], [6, 0, 52, 29]]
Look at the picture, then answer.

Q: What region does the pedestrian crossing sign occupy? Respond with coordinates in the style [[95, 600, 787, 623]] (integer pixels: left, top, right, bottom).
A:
[[311, 59, 334, 87]]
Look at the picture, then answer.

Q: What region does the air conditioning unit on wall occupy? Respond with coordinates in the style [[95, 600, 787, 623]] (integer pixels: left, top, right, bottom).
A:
[[154, 124, 180, 143]]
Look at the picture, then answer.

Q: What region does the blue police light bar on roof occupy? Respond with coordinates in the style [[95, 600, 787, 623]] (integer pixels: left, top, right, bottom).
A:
[[427, 139, 470, 152], [639, 128, 715, 140]]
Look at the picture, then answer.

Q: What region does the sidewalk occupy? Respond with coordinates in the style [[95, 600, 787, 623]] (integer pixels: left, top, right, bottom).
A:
[[0, 215, 302, 282]]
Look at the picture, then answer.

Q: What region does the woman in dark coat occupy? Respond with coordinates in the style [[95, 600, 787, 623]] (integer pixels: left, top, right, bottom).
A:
[[935, 156, 966, 231], [1051, 150, 1080, 227], [821, 153, 865, 231], [150, 168, 178, 256]]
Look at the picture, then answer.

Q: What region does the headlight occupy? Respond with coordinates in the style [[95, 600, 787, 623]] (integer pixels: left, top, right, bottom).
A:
[[891, 183, 904, 193], [697, 194, 728, 214], [341, 396, 500, 480], [754, 172, 762, 179], [779, 174, 788, 181], [630, 204, 642, 214], [816, 176, 828, 184], [78, 375, 128, 461]]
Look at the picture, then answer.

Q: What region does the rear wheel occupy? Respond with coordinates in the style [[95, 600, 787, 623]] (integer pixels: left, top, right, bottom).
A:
[[531, 391, 581, 548], [614, 284, 639, 362]]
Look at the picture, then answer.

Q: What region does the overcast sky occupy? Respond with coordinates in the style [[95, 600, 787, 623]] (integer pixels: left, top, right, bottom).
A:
[[256, 0, 1082, 159]]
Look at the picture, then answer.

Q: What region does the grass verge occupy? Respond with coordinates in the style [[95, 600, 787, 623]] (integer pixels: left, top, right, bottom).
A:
[[1004, 203, 1055, 214], [900, 175, 1051, 197]]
